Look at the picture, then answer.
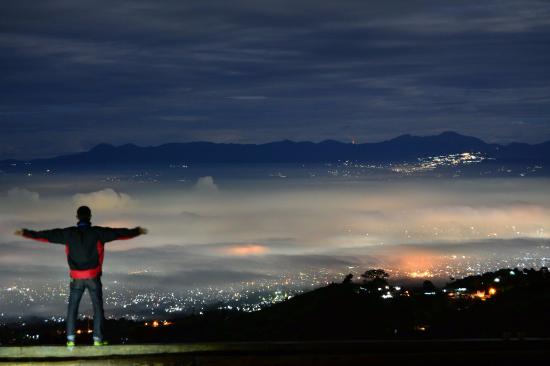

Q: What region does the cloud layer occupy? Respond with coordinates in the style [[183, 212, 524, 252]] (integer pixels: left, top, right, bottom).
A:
[[2, 174, 549, 281], [1, 170, 549, 316]]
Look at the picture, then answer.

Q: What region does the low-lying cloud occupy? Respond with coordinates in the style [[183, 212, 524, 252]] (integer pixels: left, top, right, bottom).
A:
[[72, 188, 133, 210], [6, 187, 40, 202], [194, 176, 219, 192], [1, 172, 549, 317]]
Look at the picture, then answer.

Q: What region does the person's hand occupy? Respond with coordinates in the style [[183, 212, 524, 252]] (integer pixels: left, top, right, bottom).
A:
[[14, 229, 24, 236], [137, 227, 148, 235]]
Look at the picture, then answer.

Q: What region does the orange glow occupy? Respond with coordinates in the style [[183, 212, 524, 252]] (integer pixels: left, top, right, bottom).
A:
[[144, 320, 172, 328], [225, 244, 268, 256], [471, 288, 496, 300], [76, 329, 82, 335], [391, 250, 445, 278], [100, 220, 133, 228], [473, 290, 486, 300], [409, 270, 434, 278]]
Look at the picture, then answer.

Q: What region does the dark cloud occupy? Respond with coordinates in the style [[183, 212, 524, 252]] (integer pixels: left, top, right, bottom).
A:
[[105, 242, 360, 274], [0, 264, 66, 284], [331, 238, 550, 255], [1, 0, 549, 158], [119, 269, 273, 288], [0, 236, 360, 279]]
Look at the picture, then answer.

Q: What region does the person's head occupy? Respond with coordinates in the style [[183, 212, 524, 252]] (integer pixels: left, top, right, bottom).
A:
[[76, 206, 92, 222]]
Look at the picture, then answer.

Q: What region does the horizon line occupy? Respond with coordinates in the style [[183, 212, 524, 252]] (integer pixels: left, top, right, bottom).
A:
[[3, 130, 549, 162]]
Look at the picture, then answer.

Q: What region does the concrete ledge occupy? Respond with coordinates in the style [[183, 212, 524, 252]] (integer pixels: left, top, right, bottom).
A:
[[1, 339, 549, 362], [0, 343, 221, 359]]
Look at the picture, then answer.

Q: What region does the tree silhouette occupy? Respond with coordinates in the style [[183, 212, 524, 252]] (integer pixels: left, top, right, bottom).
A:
[[342, 273, 353, 284], [360, 269, 389, 289], [360, 269, 389, 282], [422, 280, 437, 292]]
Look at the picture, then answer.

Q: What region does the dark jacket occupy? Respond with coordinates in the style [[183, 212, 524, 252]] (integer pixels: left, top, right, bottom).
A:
[[22, 222, 141, 279]]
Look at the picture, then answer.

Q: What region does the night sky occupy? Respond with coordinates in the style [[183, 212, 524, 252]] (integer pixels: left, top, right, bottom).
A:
[[1, 0, 550, 160]]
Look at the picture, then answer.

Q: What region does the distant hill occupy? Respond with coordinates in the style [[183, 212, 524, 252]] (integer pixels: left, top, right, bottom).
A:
[[2, 131, 549, 166], [205, 268, 550, 341], [2, 268, 549, 345]]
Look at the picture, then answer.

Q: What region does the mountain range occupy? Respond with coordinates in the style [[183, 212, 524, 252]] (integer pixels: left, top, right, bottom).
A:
[[2, 131, 549, 166]]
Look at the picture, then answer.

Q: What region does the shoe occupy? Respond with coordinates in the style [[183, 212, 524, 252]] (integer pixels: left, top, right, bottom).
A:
[[93, 340, 109, 346], [66, 340, 75, 347]]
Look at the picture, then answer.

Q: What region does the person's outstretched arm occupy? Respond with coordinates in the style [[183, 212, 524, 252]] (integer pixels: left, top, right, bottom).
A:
[[14, 228, 67, 244], [97, 226, 147, 243]]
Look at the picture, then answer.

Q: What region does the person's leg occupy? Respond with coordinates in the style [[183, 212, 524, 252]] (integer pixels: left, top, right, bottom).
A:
[[66, 279, 85, 344], [87, 277, 105, 342]]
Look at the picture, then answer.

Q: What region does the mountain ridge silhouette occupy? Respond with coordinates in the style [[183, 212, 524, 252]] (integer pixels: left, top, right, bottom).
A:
[[2, 131, 549, 165]]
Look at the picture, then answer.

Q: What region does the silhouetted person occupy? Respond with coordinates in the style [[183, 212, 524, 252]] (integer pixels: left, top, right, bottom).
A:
[[15, 205, 147, 346]]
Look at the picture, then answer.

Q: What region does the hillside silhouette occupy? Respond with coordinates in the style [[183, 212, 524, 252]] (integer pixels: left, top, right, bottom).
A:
[[3, 267, 549, 345], [218, 267, 550, 341]]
